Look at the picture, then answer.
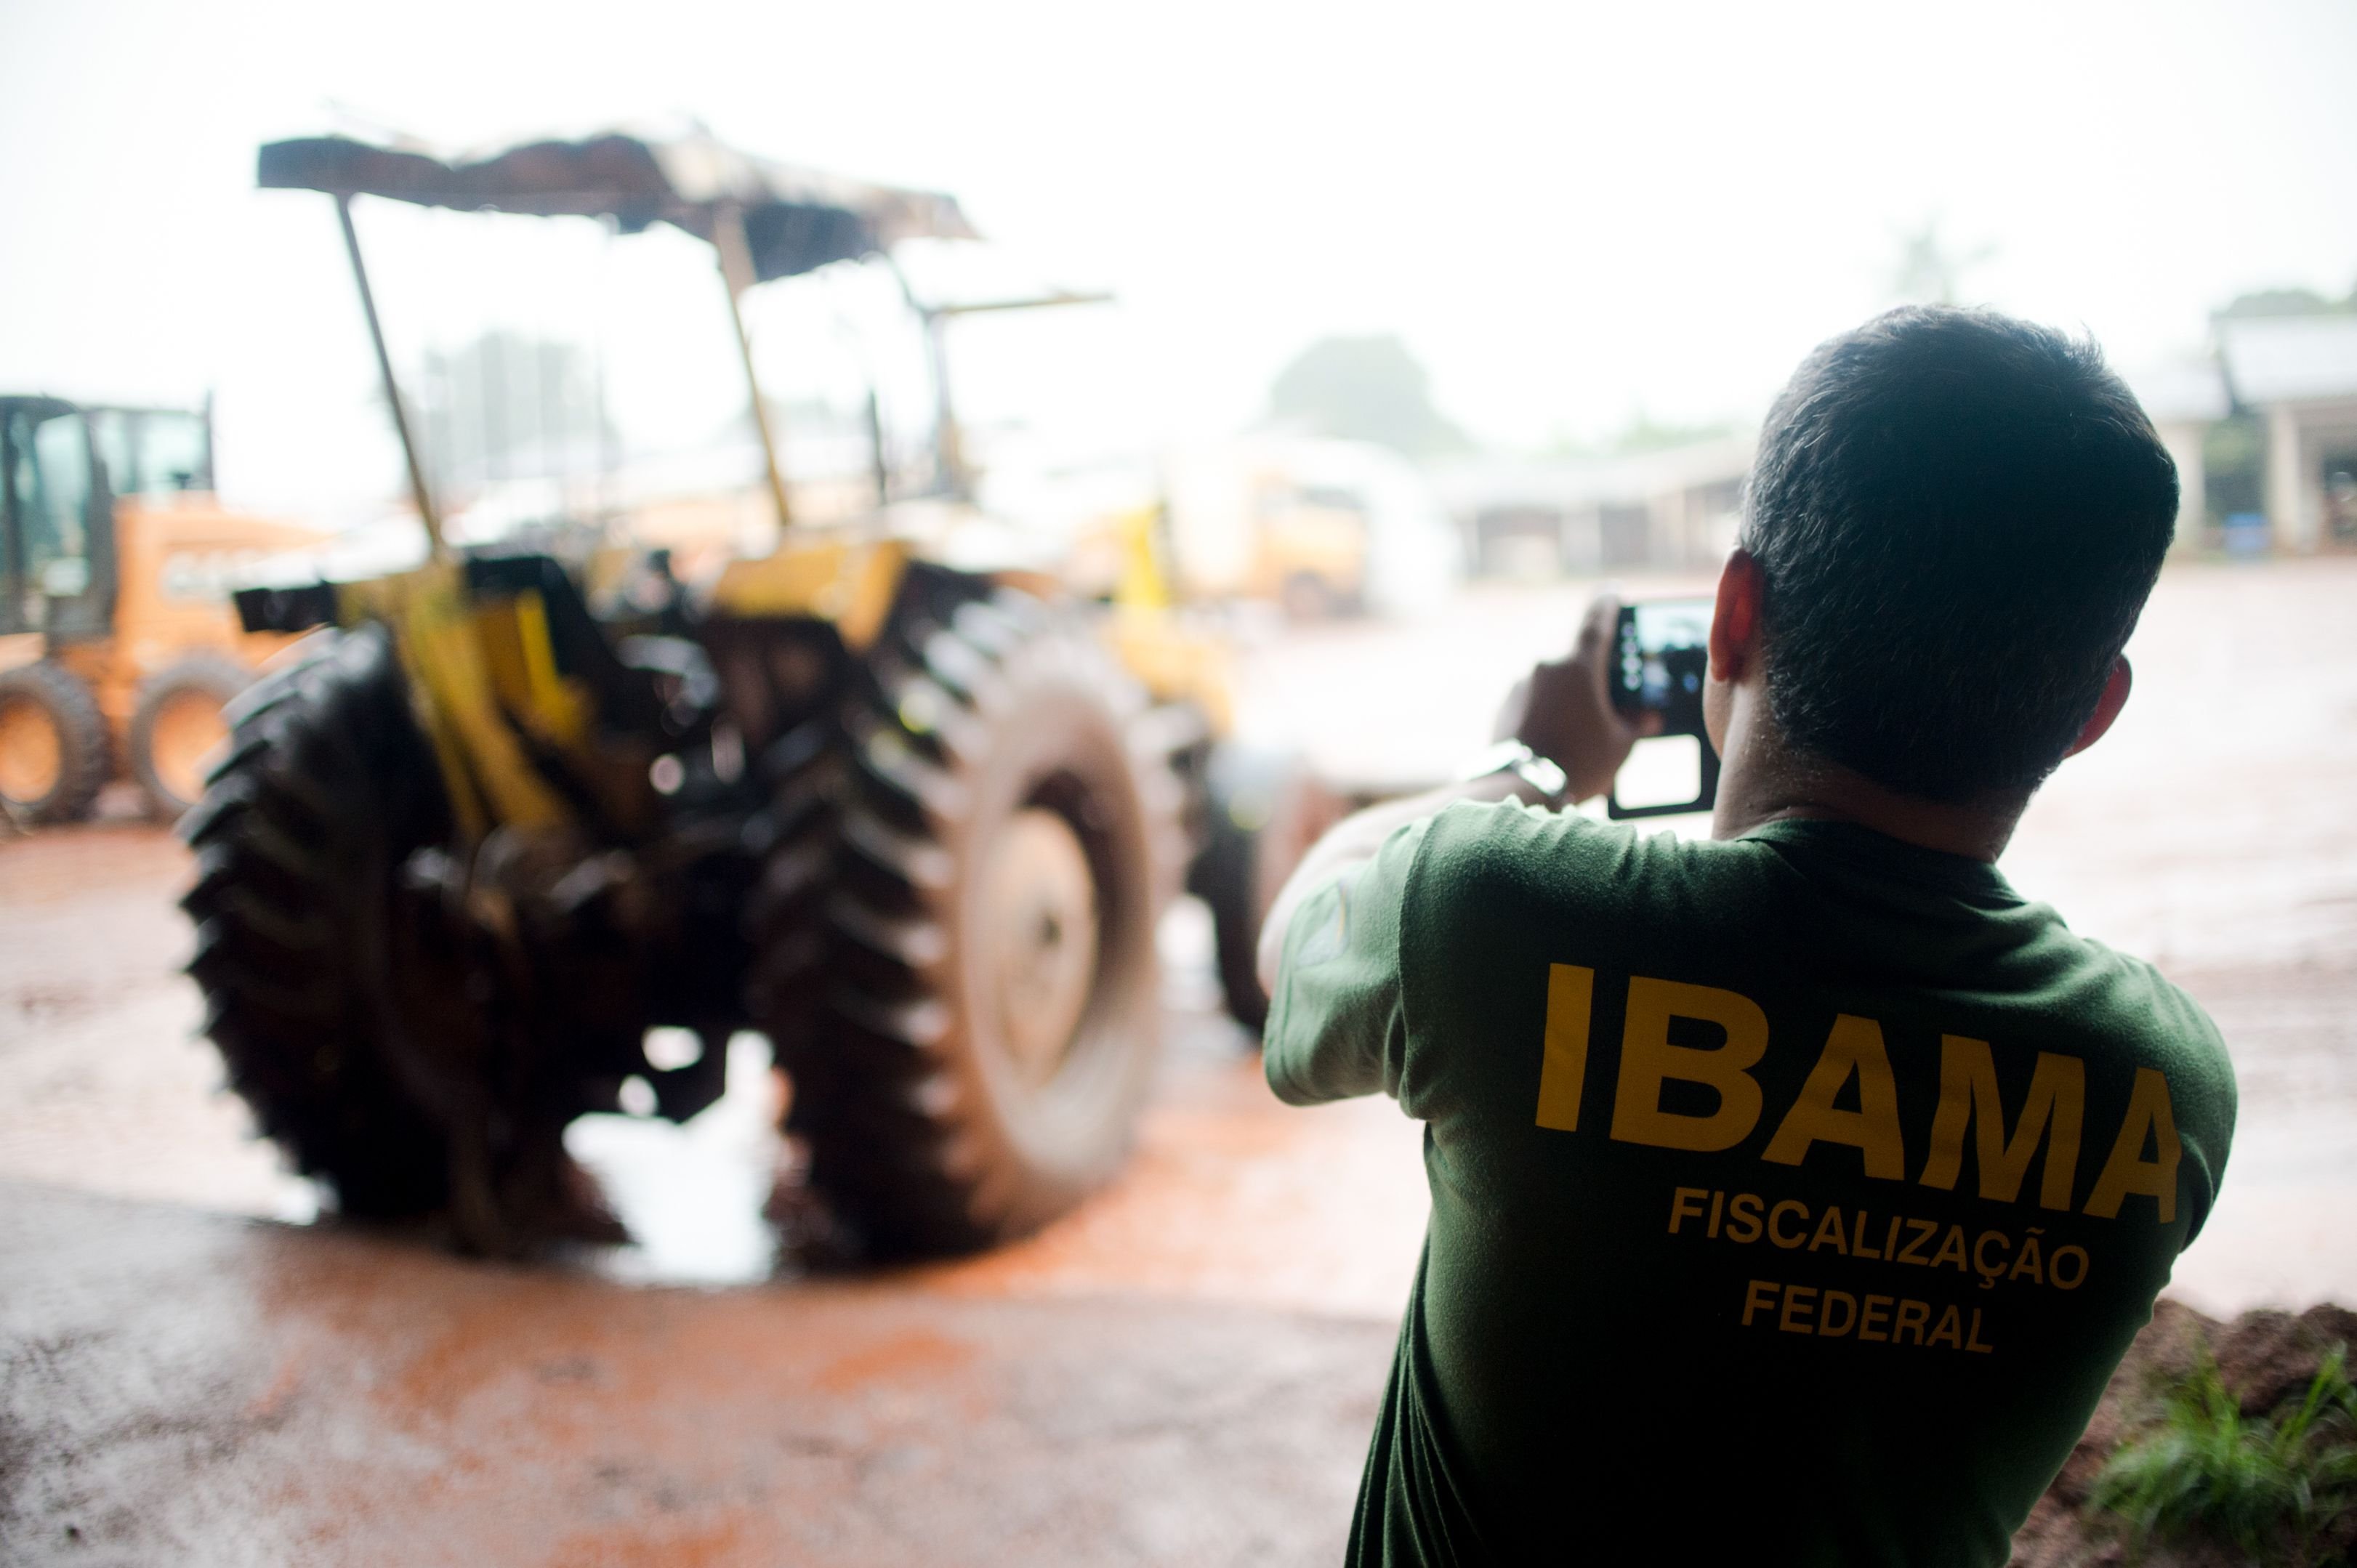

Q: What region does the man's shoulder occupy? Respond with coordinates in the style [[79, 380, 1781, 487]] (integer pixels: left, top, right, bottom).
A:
[[2028, 928, 2237, 1128], [1417, 798, 1748, 892], [1407, 799, 1775, 941]]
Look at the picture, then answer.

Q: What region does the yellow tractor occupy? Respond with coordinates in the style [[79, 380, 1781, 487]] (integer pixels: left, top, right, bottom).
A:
[[182, 129, 1315, 1259], [0, 397, 320, 825]]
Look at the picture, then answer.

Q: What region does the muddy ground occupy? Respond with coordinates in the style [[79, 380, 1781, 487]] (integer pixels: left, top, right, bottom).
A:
[[2, 558, 2353, 1564]]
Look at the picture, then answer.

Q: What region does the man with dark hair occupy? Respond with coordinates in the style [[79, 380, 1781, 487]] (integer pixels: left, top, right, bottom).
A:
[[1258, 306, 2236, 1566]]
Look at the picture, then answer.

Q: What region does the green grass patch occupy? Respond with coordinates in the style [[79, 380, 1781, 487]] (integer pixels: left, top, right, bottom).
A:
[[2087, 1341, 2357, 1566]]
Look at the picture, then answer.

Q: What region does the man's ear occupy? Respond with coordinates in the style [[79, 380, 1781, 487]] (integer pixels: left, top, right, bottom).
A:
[[1709, 549, 1766, 682], [2063, 657, 2133, 760]]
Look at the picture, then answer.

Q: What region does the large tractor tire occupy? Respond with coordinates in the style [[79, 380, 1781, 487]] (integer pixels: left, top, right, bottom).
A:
[[180, 626, 459, 1221], [0, 661, 108, 825], [1190, 746, 1344, 1035], [131, 652, 251, 821], [755, 587, 1182, 1257]]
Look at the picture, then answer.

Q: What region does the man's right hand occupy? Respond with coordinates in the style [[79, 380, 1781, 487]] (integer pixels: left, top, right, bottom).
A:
[[1491, 591, 1658, 804]]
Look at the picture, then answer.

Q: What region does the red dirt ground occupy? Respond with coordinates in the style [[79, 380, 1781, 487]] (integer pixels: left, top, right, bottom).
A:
[[3, 558, 2353, 1564]]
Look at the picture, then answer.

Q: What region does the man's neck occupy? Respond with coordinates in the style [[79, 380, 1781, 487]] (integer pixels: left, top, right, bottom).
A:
[[1708, 706, 2028, 863]]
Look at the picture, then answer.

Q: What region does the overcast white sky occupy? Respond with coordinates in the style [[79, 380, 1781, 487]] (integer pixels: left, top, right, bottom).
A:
[[1, 0, 2353, 517]]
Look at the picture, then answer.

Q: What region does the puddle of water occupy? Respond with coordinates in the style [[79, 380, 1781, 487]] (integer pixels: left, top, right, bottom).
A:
[[564, 1032, 784, 1286], [563, 900, 1230, 1288]]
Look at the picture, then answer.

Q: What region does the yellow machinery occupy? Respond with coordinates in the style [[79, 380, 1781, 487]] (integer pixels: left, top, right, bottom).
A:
[[0, 398, 318, 824], [1249, 478, 1370, 619], [180, 129, 1313, 1259], [1077, 453, 1377, 625]]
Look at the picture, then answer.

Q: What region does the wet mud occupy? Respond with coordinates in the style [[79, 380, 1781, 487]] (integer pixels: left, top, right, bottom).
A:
[[1, 559, 2353, 1563], [0, 1182, 1387, 1567]]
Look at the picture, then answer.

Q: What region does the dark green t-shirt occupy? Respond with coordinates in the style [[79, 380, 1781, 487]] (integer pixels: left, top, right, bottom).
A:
[[1265, 804, 2236, 1567]]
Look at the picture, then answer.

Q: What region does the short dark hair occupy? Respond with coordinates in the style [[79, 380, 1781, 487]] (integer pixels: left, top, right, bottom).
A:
[[1740, 306, 2178, 803]]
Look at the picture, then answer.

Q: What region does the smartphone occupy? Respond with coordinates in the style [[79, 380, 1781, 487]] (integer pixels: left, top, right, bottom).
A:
[[1606, 596, 1720, 820], [1610, 597, 1712, 726]]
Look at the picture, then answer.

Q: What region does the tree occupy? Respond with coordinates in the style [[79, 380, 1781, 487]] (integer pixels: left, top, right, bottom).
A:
[[2215, 285, 2355, 320], [1268, 335, 1470, 456]]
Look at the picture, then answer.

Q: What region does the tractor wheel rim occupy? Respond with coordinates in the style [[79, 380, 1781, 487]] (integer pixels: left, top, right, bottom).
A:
[[0, 697, 63, 804], [150, 690, 227, 807], [980, 806, 1100, 1083]]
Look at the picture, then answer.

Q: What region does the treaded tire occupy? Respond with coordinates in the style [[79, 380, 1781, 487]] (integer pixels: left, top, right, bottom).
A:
[[753, 583, 1184, 1257], [180, 625, 457, 1219], [130, 652, 251, 821], [0, 661, 107, 825], [1190, 746, 1343, 1035]]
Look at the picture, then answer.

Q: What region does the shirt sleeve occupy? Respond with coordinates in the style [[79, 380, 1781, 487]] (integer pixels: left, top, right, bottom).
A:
[[1261, 814, 1433, 1107]]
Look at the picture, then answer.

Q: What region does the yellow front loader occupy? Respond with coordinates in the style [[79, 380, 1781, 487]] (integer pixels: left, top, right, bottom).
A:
[[0, 398, 320, 825]]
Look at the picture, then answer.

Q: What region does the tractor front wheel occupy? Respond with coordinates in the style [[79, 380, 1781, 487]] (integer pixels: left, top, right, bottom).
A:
[[0, 661, 107, 825], [757, 589, 1180, 1257]]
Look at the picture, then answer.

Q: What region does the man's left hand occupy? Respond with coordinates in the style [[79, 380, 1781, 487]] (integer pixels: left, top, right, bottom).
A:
[[1492, 591, 1659, 804]]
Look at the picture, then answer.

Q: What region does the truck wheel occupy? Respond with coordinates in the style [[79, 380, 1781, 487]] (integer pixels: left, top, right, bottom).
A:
[[1281, 571, 1338, 622], [131, 653, 251, 821], [180, 626, 458, 1220], [760, 589, 1180, 1256], [0, 662, 108, 825], [1189, 747, 1343, 1034]]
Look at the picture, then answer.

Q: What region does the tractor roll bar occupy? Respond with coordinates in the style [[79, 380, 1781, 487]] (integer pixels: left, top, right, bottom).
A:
[[335, 195, 447, 558]]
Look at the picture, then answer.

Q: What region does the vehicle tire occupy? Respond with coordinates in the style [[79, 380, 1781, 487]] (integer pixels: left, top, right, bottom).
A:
[[754, 583, 1182, 1257], [130, 652, 251, 821], [180, 625, 459, 1220], [1279, 571, 1336, 623], [0, 661, 108, 825], [1189, 746, 1344, 1035]]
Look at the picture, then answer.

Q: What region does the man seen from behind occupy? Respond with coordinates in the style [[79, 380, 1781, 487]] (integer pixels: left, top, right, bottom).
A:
[[1257, 305, 2238, 1566]]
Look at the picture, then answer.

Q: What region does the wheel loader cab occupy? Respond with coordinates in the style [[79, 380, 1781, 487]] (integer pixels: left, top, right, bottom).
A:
[[1, 397, 117, 642], [89, 404, 215, 501]]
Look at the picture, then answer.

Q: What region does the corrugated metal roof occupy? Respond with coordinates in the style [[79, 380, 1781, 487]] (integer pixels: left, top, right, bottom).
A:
[[2218, 316, 2357, 406], [2124, 360, 2231, 424], [1427, 435, 1755, 513]]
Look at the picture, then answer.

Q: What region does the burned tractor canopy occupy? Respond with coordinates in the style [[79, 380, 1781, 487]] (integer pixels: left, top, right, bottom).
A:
[[257, 130, 978, 284]]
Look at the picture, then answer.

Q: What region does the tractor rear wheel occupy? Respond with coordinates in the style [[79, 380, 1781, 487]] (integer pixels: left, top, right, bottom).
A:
[[132, 652, 251, 821], [180, 626, 459, 1220], [0, 661, 107, 825], [757, 589, 1181, 1257]]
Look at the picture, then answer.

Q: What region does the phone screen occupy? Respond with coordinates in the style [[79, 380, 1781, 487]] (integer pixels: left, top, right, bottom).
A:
[[1611, 597, 1712, 724]]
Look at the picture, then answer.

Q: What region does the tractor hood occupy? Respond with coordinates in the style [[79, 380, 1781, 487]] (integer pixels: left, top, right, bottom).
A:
[[258, 129, 979, 282]]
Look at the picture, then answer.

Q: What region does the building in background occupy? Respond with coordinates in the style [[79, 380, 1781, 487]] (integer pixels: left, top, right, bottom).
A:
[[2122, 361, 2231, 556], [2216, 315, 2357, 551], [1428, 434, 1752, 578], [1439, 303, 2357, 579]]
